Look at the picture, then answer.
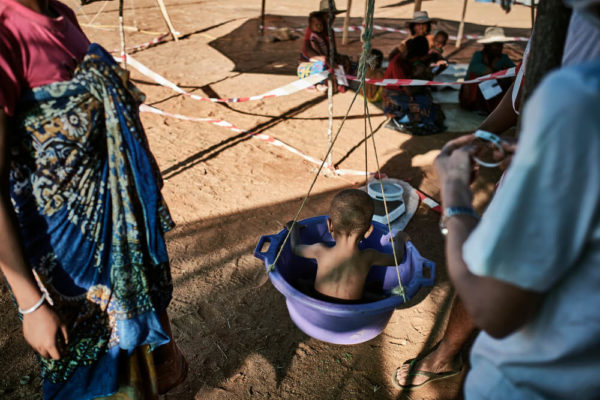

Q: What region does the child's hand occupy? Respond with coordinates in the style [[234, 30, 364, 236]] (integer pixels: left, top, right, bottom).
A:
[[22, 304, 68, 360]]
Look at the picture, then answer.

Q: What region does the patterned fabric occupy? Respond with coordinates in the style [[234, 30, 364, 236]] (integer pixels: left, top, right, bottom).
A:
[[297, 60, 326, 79], [8, 43, 173, 391], [383, 90, 446, 136]]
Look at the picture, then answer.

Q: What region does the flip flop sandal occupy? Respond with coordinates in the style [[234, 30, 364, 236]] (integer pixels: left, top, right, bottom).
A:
[[392, 357, 463, 389]]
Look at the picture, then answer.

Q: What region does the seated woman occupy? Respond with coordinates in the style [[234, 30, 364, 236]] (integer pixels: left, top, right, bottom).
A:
[[459, 27, 516, 113], [389, 11, 436, 62], [383, 36, 446, 136]]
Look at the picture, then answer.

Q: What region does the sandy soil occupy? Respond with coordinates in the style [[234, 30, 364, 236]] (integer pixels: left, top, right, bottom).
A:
[[0, 0, 530, 398]]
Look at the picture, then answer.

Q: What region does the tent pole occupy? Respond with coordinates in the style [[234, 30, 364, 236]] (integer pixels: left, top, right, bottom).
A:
[[413, 0, 422, 12], [155, 0, 179, 41], [260, 0, 266, 36], [119, 0, 127, 69], [342, 0, 353, 45], [456, 0, 468, 48]]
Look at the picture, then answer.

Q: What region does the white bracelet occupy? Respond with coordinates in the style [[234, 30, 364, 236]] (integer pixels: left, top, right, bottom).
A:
[[18, 293, 47, 315]]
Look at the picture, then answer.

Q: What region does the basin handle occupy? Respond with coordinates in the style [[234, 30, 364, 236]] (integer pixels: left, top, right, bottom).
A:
[[254, 231, 285, 269], [417, 260, 436, 287]]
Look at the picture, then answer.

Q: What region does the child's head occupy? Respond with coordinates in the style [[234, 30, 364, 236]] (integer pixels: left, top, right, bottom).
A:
[[406, 36, 429, 60], [309, 11, 325, 33], [369, 48, 384, 69], [433, 30, 449, 49], [329, 189, 374, 237]]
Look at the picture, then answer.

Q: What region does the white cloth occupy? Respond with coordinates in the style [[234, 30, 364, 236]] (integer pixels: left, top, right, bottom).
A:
[[462, 59, 600, 399], [511, 37, 530, 114]]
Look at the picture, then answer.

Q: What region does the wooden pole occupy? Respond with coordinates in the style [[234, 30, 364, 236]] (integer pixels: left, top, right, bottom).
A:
[[260, 0, 266, 36], [413, 0, 422, 12], [119, 0, 127, 69], [519, 0, 571, 110], [342, 0, 353, 45], [530, 0, 535, 30], [155, 0, 179, 41], [456, 0, 468, 48]]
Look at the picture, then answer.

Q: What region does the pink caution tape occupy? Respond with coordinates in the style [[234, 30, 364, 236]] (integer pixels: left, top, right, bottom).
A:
[[111, 32, 171, 54], [115, 54, 329, 103], [114, 54, 515, 105], [139, 104, 442, 213], [356, 67, 516, 87]]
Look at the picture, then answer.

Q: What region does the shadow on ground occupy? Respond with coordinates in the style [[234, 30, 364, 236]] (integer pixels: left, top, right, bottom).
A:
[[209, 15, 529, 77]]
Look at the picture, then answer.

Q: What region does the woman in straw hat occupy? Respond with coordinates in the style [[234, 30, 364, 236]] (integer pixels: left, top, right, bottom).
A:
[[459, 27, 516, 113], [389, 11, 437, 61]]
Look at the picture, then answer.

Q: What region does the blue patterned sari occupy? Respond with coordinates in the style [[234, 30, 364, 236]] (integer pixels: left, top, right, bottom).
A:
[[8, 44, 174, 400]]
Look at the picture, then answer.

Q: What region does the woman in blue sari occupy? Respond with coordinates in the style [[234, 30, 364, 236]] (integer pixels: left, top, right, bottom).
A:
[[0, 0, 186, 398]]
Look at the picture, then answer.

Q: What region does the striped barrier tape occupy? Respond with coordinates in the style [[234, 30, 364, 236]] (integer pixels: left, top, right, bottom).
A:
[[264, 25, 529, 42], [111, 32, 172, 54], [356, 66, 516, 86], [115, 54, 329, 103], [140, 104, 442, 212], [115, 54, 515, 104]]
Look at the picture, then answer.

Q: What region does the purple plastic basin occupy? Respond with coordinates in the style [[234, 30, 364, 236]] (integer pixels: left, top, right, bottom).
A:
[[254, 216, 435, 345]]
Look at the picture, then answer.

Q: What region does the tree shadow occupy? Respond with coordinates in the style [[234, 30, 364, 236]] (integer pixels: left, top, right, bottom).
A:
[[209, 15, 529, 77]]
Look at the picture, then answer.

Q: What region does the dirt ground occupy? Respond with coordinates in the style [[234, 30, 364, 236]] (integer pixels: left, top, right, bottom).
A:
[[0, 1, 531, 399]]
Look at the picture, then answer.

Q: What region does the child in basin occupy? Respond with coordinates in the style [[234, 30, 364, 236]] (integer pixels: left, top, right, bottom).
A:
[[286, 189, 409, 303]]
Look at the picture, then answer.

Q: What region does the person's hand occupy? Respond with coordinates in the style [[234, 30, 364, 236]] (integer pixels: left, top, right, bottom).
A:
[[435, 134, 478, 184], [22, 303, 68, 360], [495, 135, 518, 171], [309, 56, 326, 63]]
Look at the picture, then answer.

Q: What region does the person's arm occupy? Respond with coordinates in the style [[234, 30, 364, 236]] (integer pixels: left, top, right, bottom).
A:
[[0, 111, 68, 359], [285, 221, 325, 259], [478, 81, 518, 134], [434, 137, 543, 339]]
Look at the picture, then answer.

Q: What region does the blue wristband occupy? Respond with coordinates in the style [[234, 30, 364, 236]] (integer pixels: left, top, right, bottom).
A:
[[439, 206, 480, 236]]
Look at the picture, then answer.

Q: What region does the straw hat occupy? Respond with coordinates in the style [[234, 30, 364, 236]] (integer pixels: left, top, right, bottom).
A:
[[409, 11, 436, 24], [319, 0, 345, 14], [477, 27, 513, 44]]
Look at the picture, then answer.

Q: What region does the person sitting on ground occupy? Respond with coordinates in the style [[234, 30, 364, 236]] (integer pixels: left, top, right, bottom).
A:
[[383, 36, 446, 136], [364, 48, 385, 103], [300, 11, 329, 64], [389, 11, 436, 61], [459, 27, 516, 113], [286, 189, 408, 303], [428, 30, 449, 75], [297, 1, 355, 90]]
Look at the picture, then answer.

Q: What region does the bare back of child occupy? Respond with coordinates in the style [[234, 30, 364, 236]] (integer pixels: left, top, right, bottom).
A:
[[287, 189, 408, 302]]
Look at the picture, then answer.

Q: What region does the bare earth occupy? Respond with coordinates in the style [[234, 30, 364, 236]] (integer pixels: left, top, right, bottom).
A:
[[0, 1, 530, 399]]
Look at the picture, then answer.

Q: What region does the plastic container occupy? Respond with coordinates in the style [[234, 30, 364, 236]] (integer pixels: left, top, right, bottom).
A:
[[254, 215, 435, 344], [367, 180, 406, 224]]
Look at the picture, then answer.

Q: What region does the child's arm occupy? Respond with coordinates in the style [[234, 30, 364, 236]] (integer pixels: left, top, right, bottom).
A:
[[285, 221, 326, 259], [369, 232, 410, 266]]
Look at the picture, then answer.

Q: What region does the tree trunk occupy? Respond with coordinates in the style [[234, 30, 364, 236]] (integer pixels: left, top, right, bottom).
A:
[[519, 0, 571, 110]]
